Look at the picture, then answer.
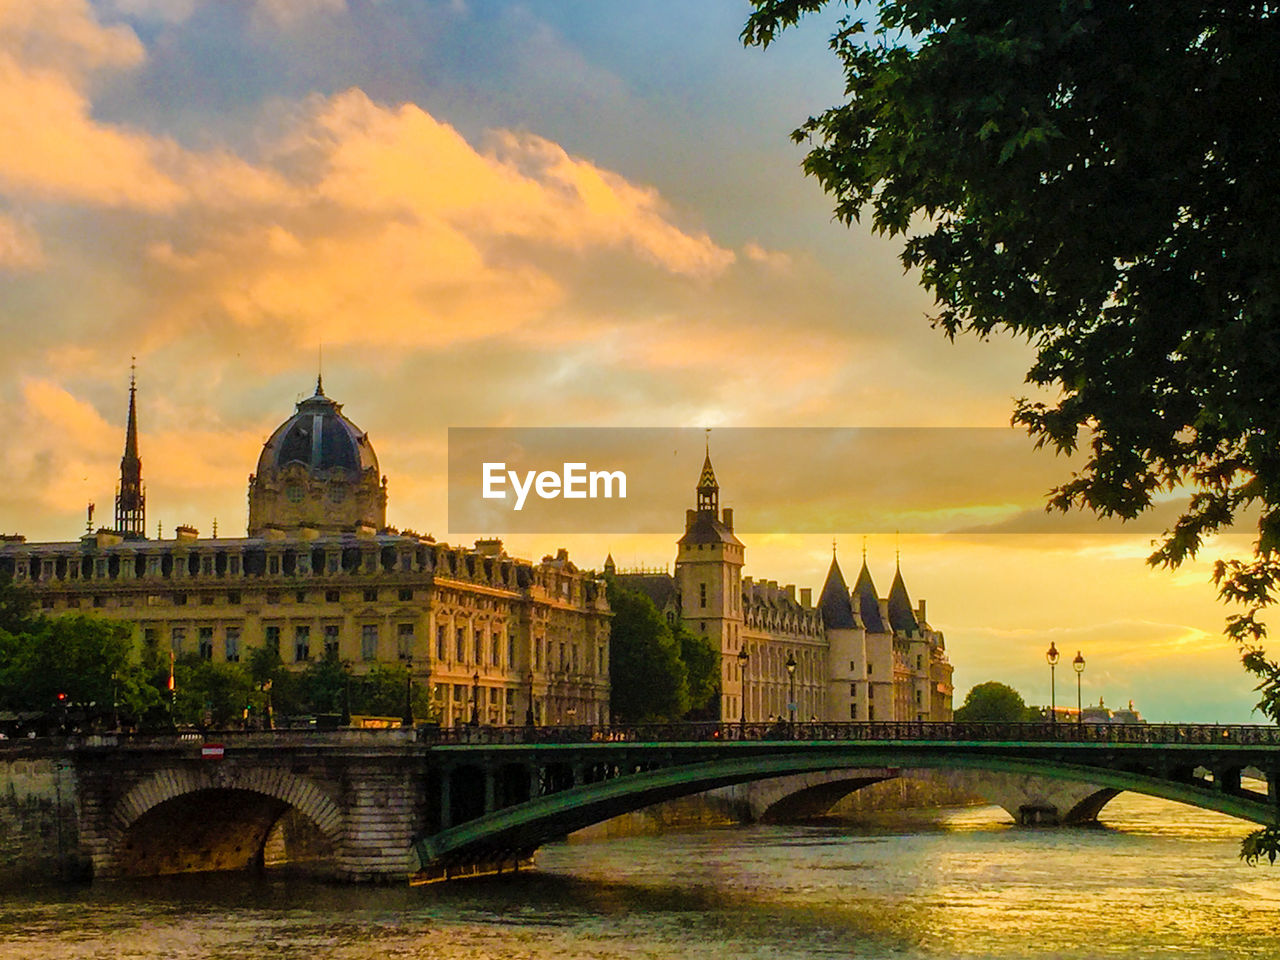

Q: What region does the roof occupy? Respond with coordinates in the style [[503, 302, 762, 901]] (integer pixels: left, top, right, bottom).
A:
[[852, 561, 886, 634], [256, 383, 379, 477], [677, 512, 743, 547], [887, 564, 918, 633], [615, 572, 679, 611], [818, 555, 856, 629]]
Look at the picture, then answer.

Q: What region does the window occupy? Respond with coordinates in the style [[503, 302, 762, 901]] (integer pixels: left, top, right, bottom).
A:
[[915, 689, 923, 705], [265, 625, 280, 653], [491, 632, 501, 666], [268, 555, 280, 575], [225, 627, 240, 663], [436, 625, 446, 661], [200, 594, 214, 605], [171, 627, 186, 655], [916, 655, 923, 671], [850, 683, 857, 697], [850, 704, 858, 720], [327, 553, 340, 574], [295, 590, 306, 603], [364, 588, 377, 602], [456, 627, 466, 662], [198, 627, 213, 661], [361, 624, 378, 661], [201, 555, 214, 576], [143, 628, 158, 648], [326, 589, 340, 603], [868, 706, 876, 721], [93, 596, 104, 608], [507, 634, 516, 667], [173, 593, 187, 606], [294, 626, 310, 662], [535, 638, 542, 670], [867, 663, 873, 675], [399, 588, 412, 602], [286, 484, 303, 502], [324, 624, 340, 656], [227, 591, 241, 604], [850, 660, 856, 672], [229, 556, 241, 576], [266, 591, 280, 604], [398, 622, 414, 659], [699, 582, 707, 608], [868, 685, 875, 700]]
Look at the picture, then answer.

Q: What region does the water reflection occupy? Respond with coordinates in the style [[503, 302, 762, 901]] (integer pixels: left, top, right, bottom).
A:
[[2, 794, 1277, 960]]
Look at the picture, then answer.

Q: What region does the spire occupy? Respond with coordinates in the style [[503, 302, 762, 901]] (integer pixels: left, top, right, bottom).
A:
[[887, 563, 919, 634], [114, 360, 146, 538], [818, 550, 856, 629], [603, 552, 616, 576], [696, 430, 718, 513], [852, 558, 886, 633], [316, 343, 325, 395]]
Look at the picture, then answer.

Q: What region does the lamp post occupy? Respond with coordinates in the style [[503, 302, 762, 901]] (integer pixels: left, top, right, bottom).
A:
[[786, 651, 797, 726], [1046, 641, 1060, 725], [402, 653, 414, 728], [737, 647, 749, 731], [1073, 650, 1085, 727], [470, 671, 480, 727], [525, 671, 536, 726]]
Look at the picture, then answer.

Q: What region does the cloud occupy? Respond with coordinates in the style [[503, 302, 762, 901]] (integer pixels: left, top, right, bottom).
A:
[[0, 212, 43, 269]]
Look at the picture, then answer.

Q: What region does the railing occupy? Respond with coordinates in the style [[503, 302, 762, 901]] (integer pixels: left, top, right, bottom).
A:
[[422, 720, 1280, 747], [5, 720, 1278, 752]]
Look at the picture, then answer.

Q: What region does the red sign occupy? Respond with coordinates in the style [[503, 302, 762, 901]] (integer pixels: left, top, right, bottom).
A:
[[201, 743, 225, 759]]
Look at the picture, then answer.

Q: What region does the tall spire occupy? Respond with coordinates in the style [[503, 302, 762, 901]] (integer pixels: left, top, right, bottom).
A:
[[114, 359, 146, 538], [696, 429, 718, 513]]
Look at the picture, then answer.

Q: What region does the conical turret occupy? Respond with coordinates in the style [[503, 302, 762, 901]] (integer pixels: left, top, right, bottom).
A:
[[818, 550, 856, 629], [887, 561, 919, 634], [852, 559, 885, 633]]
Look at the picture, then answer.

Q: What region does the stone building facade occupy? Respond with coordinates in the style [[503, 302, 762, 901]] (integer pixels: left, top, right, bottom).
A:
[[0, 379, 610, 727], [611, 452, 953, 723]]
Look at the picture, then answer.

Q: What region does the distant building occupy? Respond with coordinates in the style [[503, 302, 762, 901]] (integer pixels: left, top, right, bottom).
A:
[[1081, 698, 1146, 724], [0, 376, 610, 726], [610, 450, 954, 722]]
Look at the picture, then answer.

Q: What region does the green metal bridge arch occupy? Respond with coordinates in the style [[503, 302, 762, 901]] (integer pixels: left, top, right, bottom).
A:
[[413, 722, 1280, 881]]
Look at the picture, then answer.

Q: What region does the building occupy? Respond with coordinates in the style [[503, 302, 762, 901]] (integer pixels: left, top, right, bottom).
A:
[[0, 376, 610, 726], [610, 450, 954, 722]]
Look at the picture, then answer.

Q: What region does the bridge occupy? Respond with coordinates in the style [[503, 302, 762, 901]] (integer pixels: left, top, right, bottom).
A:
[[3, 721, 1277, 884]]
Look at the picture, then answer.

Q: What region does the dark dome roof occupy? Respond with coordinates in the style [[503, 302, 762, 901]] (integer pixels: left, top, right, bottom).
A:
[[256, 383, 379, 477]]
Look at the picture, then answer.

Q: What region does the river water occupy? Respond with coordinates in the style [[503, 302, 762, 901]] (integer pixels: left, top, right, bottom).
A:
[[3, 793, 1278, 959]]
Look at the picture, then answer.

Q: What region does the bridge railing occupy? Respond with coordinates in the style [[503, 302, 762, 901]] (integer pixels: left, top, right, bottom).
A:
[[420, 720, 1280, 747]]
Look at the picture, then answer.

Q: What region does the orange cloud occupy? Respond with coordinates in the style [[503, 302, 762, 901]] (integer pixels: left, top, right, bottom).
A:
[[0, 212, 42, 269]]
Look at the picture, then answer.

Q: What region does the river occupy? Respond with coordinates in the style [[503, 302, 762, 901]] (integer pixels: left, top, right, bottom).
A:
[[2, 793, 1278, 959]]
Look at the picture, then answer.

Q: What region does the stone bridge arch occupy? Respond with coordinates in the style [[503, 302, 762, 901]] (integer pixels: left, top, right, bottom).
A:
[[103, 765, 344, 878]]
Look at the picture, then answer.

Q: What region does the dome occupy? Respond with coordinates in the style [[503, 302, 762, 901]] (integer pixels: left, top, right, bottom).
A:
[[246, 379, 387, 536], [256, 381, 379, 478]]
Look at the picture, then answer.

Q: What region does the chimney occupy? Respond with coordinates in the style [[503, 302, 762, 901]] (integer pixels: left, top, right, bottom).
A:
[[800, 587, 812, 607], [723, 507, 733, 530]]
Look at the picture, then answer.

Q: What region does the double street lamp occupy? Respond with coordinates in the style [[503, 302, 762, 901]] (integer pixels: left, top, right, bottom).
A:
[[1074, 650, 1085, 726], [785, 652, 797, 725], [1046, 641, 1060, 725]]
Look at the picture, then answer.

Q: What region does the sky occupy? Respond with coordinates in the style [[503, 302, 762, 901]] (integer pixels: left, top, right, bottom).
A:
[[0, 0, 1265, 723]]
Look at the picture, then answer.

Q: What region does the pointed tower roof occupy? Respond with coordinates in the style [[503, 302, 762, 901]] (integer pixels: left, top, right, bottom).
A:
[[114, 360, 146, 538], [818, 551, 856, 629], [887, 562, 919, 634], [697, 451, 717, 492], [852, 560, 886, 634]]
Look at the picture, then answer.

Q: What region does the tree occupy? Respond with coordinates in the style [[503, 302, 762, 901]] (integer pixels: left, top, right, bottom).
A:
[[675, 620, 721, 720], [953, 681, 1034, 723], [606, 578, 690, 722], [743, 0, 1280, 860]]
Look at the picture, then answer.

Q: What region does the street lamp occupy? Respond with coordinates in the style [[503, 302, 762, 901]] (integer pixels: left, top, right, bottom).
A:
[[737, 647, 749, 730], [402, 653, 414, 728], [1046, 641, 1060, 725], [785, 652, 797, 726], [525, 671, 536, 726], [1073, 650, 1085, 727], [470, 671, 480, 727]]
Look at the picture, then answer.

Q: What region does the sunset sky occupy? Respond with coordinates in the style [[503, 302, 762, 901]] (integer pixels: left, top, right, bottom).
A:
[[0, 0, 1264, 722]]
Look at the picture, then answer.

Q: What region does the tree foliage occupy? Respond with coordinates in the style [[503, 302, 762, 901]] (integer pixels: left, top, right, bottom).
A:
[[675, 620, 722, 719], [953, 681, 1034, 723], [606, 578, 691, 722], [744, 0, 1280, 862]]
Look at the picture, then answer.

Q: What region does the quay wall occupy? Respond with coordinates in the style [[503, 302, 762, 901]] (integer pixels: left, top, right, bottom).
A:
[[0, 750, 91, 885]]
